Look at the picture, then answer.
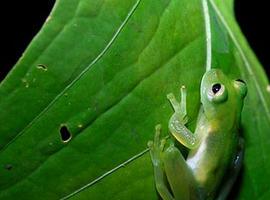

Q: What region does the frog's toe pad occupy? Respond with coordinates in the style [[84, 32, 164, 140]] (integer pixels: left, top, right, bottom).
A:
[[147, 141, 154, 149], [155, 124, 162, 131], [166, 93, 175, 100]]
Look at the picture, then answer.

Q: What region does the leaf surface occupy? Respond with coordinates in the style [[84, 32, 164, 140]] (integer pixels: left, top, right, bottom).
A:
[[0, 0, 269, 199]]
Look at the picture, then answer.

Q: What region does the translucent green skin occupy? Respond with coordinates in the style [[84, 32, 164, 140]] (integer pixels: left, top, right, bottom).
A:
[[148, 69, 247, 200]]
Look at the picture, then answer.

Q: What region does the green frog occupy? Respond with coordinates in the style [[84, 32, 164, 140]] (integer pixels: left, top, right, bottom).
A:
[[148, 69, 247, 200]]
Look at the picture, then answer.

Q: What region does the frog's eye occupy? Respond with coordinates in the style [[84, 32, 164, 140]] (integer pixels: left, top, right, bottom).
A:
[[208, 83, 228, 103], [212, 83, 221, 94]]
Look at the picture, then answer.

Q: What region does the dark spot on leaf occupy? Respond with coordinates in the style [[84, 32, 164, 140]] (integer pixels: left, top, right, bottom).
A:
[[4, 164, 13, 171], [60, 125, 72, 143], [37, 64, 47, 71]]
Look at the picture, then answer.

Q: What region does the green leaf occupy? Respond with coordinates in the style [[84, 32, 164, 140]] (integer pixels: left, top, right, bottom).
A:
[[0, 0, 269, 199]]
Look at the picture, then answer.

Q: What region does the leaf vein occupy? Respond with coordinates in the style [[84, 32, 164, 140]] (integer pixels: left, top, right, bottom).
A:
[[59, 148, 149, 200]]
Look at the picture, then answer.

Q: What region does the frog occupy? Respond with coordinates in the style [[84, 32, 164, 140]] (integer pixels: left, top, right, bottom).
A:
[[148, 69, 247, 200]]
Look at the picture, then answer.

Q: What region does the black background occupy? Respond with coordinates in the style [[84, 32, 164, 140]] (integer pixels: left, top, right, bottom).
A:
[[0, 1, 269, 81]]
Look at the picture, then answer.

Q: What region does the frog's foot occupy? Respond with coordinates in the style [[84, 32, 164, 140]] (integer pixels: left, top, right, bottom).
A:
[[167, 85, 189, 124], [148, 124, 166, 166], [148, 125, 176, 200]]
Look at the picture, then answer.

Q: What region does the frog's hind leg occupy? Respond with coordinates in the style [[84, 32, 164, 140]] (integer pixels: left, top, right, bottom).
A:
[[148, 125, 175, 200], [163, 143, 198, 200]]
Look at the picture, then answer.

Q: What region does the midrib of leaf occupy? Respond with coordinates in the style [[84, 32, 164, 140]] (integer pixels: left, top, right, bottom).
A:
[[209, 0, 270, 120], [202, 0, 212, 72], [0, 0, 142, 154]]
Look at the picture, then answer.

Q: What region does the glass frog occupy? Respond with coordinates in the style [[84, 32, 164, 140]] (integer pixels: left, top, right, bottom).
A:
[[148, 69, 247, 200]]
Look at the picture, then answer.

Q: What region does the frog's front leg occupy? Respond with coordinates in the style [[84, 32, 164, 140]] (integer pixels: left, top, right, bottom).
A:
[[148, 125, 175, 200], [167, 86, 201, 149]]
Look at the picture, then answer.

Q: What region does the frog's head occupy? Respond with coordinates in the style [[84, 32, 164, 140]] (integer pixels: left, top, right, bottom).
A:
[[200, 69, 247, 121]]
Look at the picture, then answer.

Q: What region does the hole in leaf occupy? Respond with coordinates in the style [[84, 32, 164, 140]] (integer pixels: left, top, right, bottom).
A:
[[60, 125, 72, 143]]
